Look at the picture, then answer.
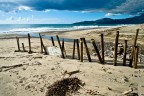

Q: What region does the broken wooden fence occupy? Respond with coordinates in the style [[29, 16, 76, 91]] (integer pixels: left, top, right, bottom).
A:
[[15, 29, 140, 69]]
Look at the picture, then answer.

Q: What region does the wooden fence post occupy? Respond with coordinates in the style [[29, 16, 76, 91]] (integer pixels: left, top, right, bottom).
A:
[[16, 37, 20, 52], [62, 39, 66, 56], [51, 36, 55, 46], [56, 35, 65, 58], [83, 38, 92, 62], [91, 39, 103, 64], [72, 39, 76, 59], [39, 33, 43, 53], [123, 40, 127, 66], [133, 46, 139, 69], [114, 31, 119, 66], [39, 34, 48, 55], [101, 34, 105, 63], [22, 43, 26, 52], [28, 33, 32, 54], [80, 38, 83, 62], [76, 39, 80, 60], [129, 29, 139, 67]]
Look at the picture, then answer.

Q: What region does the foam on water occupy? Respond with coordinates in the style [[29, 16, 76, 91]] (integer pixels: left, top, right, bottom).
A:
[[0, 24, 128, 34]]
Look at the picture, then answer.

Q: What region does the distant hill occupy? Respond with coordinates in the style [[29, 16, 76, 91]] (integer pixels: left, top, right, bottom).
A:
[[73, 14, 144, 25]]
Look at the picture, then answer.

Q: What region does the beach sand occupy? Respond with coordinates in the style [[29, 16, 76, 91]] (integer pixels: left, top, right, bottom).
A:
[[0, 24, 144, 96]]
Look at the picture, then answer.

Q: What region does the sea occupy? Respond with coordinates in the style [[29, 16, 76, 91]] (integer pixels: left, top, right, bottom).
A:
[[0, 24, 127, 35]]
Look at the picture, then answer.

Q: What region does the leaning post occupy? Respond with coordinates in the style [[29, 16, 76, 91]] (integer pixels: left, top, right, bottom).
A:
[[83, 38, 92, 62], [51, 36, 55, 46], [56, 35, 65, 58], [100, 33, 105, 63], [39, 33, 43, 53], [91, 39, 103, 64]]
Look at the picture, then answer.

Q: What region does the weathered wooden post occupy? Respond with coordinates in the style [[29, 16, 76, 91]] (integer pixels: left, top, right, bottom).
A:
[[83, 38, 92, 62], [39, 34, 48, 55], [133, 46, 139, 69], [101, 33, 105, 63], [76, 39, 80, 60], [114, 31, 119, 66], [28, 33, 32, 54], [51, 36, 55, 46], [123, 40, 127, 66], [72, 39, 76, 59], [80, 38, 83, 62], [39, 33, 43, 53], [22, 43, 26, 52], [91, 39, 103, 64], [56, 35, 65, 58], [16, 37, 20, 52], [61, 39, 66, 56], [43, 45, 48, 55], [129, 29, 139, 67]]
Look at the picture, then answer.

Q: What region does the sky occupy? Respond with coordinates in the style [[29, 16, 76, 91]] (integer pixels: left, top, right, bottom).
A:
[[0, 0, 144, 24]]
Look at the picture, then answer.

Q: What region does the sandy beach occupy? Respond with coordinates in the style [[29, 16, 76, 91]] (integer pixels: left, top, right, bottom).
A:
[[0, 24, 144, 96]]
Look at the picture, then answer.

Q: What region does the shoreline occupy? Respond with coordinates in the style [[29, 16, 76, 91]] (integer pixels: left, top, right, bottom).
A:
[[0, 24, 144, 45], [0, 26, 117, 39], [0, 24, 131, 36]]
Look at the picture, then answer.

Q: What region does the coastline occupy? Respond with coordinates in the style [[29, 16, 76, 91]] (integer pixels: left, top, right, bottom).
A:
[[0, 24, 144, 96]]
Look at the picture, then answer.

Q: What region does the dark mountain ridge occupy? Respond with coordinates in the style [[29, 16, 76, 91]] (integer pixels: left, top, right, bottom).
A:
[[73, 14, 144, 24]]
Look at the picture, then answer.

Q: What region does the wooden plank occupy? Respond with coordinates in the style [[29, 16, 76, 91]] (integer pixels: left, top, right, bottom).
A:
[[56, 35, 65, 58], [83, 38, 92, 62], [100, 34, 105, 63], [123, 40, 127, 66], [76, 39, 80, 60], [91, 39, 103, 63], [72, 39, 76, 59], [129, 29, 139, 67], [114, 31, 119, 66]]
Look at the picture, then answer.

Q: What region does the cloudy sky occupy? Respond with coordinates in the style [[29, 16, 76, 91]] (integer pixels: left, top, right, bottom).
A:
[[0, 0, 144, 24]]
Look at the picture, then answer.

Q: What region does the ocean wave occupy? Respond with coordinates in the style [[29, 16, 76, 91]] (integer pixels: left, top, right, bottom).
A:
[[0, 24, 127, 34], [73, 25, 99, 29]]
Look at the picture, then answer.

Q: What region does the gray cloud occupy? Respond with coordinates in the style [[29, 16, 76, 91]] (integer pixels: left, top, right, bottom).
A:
[[112, 0, 144, 14], [0, 0, 144, 15]]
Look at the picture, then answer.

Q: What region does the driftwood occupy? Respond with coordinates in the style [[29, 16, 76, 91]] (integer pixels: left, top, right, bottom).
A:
[[0, 64, 28, 72], [122, 88, 133, 95], [64, 70, 80, 76]]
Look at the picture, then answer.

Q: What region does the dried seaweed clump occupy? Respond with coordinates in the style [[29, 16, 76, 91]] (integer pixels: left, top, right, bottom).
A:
[[45, 77, 84, 96]]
